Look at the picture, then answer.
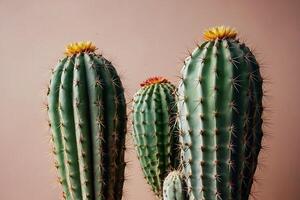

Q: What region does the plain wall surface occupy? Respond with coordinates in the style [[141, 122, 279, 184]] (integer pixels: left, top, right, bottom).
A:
[[0, 0, 299, 199]]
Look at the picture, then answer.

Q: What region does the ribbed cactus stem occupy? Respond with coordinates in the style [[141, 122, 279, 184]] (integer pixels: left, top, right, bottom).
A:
[[178, 26, 263, 200], [132, 77, 180, 197], [48, 41, 127, 200], [163, 171, 184, 200]]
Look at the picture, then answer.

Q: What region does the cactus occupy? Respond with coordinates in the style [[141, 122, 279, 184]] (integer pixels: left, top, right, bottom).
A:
[[177, 26, 263, 200], [163, 171, 184, 200], [47, 41, 127, 200], [132, 77, 180, 197]]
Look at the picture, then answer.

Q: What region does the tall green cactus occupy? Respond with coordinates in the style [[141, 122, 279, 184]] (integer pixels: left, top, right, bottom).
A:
[[178, 26, 263, 200], [132, 77, 180, 197], [47, 41, 127, 200], [163, 171, 184, 200]]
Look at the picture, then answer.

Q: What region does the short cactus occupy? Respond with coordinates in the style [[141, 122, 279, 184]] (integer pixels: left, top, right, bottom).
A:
[[163, 171, 184, 200], [47, 41, 127, 200], [177, 26, 263, 200], [132, 77, 180, 197]]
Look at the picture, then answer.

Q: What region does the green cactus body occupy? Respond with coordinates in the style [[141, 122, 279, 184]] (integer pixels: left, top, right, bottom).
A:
[[163, 171, 184, 200], [132, 77, 180, 197], [177, 27, 263, 200], [47, 42, 127, 200]]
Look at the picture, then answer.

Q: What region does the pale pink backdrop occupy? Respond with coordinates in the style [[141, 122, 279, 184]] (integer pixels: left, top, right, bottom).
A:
[[0, 0, 299, 199]]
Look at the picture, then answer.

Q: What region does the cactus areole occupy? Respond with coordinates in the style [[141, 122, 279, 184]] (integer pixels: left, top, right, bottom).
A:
[[132, 77, 180, 197], [178, 26, 263, 200], [47, 41, 127, 200]]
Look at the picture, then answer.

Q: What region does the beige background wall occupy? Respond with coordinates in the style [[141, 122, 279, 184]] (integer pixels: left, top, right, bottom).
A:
[[0, 0, 299, 199]]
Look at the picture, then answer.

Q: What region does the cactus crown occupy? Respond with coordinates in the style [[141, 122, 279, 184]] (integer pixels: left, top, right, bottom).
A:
[[140, 76, 170, 87], [64, 41, 97, 56], [203, 26, 237, 41]]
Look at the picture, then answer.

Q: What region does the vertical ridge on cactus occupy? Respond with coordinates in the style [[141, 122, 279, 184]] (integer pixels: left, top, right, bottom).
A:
[[47, 41, 127, 200], [132, 77, 180, 197], [177, 26, 263, 200]]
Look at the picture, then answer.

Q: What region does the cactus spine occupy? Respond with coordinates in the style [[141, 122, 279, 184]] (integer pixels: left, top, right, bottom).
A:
[[47, 41, 127, 200], [132, 77, 180, 197], [163, 171, 184, 200], [178, 27, 263, 200]]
